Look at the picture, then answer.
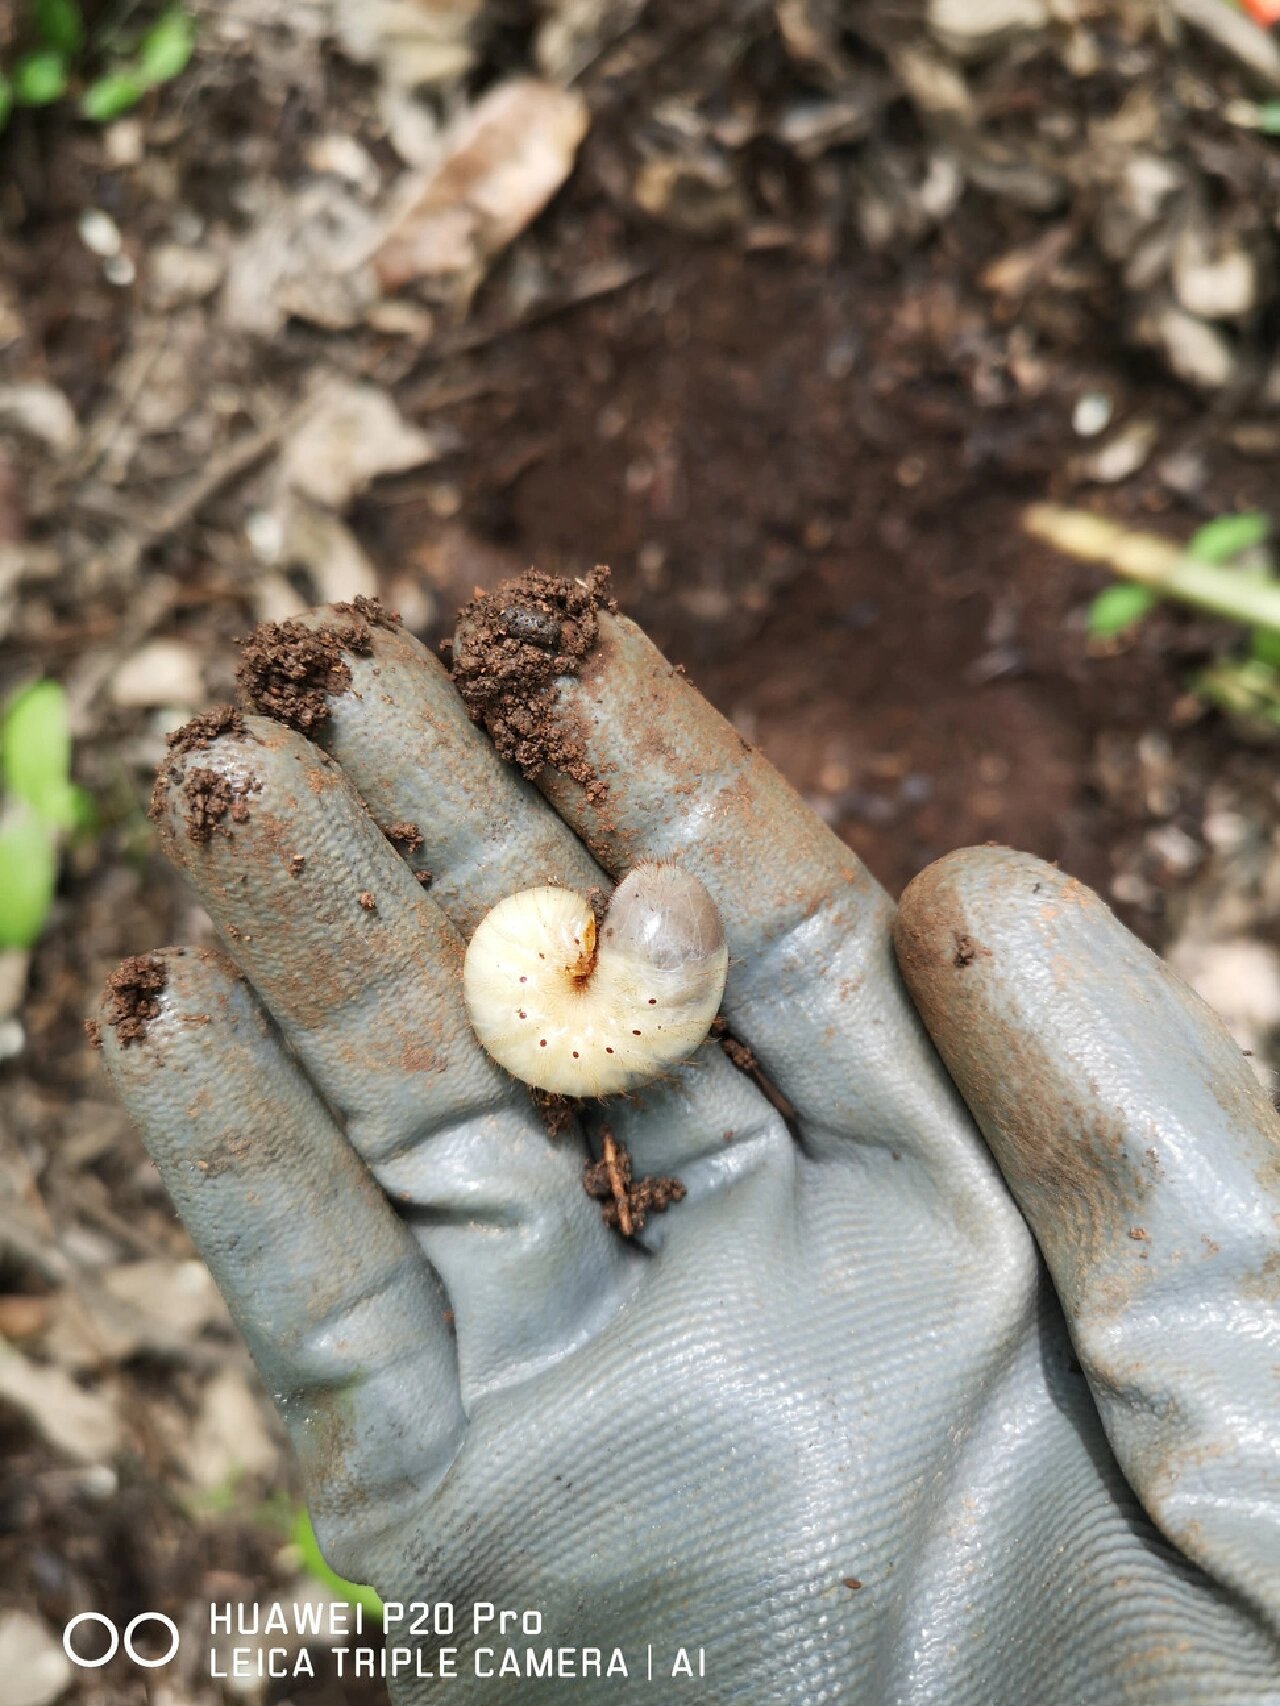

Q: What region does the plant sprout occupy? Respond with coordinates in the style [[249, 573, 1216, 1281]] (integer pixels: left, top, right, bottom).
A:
[[0, 680, 92, 950], [0, 1, 195, 130], [1026, 504, 1280, 727]]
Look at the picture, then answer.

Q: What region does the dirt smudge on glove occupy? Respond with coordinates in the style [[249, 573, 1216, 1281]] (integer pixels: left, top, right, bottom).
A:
[[450, 564, 615, 804], [101, 954, 168, 1047]]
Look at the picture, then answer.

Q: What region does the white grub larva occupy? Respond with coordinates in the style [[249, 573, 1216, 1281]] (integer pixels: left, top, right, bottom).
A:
[[463, 864, 728, 1096]]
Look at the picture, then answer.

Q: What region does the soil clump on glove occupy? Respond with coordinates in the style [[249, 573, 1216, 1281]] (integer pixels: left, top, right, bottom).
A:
[[449, 565, 614, 804]]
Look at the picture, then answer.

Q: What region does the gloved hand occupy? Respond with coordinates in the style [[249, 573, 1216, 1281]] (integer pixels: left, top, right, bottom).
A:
[[97, 591, 1280, 1704]]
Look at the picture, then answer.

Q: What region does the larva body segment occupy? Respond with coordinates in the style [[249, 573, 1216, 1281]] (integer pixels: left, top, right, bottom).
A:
[[463, 865, 728, 1096]]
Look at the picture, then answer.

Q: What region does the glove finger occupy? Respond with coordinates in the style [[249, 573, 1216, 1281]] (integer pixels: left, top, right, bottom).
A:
[[893, 846, 1280, 1631], [261, 606, 792, 1193], [96, 946, 464, 1583], [150, 713, 633, 1395], [274, 604, 600, 934], [453, 598, 1003, 1207]]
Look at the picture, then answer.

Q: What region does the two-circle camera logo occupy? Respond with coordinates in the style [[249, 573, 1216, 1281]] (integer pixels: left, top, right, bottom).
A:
[[63, 1613, 180, 1669]]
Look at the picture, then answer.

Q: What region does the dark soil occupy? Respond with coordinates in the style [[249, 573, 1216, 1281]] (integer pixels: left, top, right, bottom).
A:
[[449, 564, 616, 802], [390, 239, 1275, 929], [100, 954, 168, 1047], [383, 822, 424, 853]]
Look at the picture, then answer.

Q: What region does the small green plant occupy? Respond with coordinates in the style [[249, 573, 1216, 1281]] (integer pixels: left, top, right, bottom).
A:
[[0, 680, 92, 949], [1026, 503, 1280, 728], [253, 1495, 384, 1619], [290, 1506, 385, 1621], [0, 2, 195, 130]]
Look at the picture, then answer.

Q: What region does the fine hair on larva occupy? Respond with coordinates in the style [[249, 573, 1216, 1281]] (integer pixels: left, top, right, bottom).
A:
[[463, 864, 729, 1097]]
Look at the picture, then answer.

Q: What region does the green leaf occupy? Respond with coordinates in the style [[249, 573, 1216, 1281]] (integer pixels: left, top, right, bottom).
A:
[[1187, 511, 1270, 566], [1, 679, 76, 825], [291, 1507, 383, 1621], [138, 7, 195, 86], [80, 69, 147, 121], [1256, 100, 1280, 136], [0, 808, 59, 949], [1087, 582, 1159, 637], [12, 49, 69, 106], [1250, 626, 1280, 669], [0, 75, 14, 131], [34, 0, 85, 57]]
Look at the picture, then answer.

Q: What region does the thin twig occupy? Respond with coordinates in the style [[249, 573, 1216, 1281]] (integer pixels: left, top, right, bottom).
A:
[[1025, 504, 1280, 631]]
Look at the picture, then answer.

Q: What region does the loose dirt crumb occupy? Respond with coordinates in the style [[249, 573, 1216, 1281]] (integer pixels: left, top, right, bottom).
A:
[[415, 869, 434, 887], [332, 594, 401, 631], [237, 612, 376, 735], [1128, 1226, 1148, 1241], [842, 1578, 863, 1592], [450, 565, 615, 802], [289, 854, 306, 877], [84, 1018, 102, 1049], [149, 705, 255, 823], [358, 890, 377, 912], [163, 703, 248, 760], [385, 821, 424, 852], [178, 766, 259, 846], [531, 1088, 575, 1139], [722, 1035, 758, 1074], [102, 954, 167, 1047], [583, 1129, 685, 1237]]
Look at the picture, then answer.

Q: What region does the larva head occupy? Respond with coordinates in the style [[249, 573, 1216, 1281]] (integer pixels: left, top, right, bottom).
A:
[[463, 864, 728, 1098], [603, 865, 726, 971]]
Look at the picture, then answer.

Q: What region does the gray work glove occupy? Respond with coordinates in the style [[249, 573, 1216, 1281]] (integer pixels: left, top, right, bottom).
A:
[[98, 597, 1280, 1704]]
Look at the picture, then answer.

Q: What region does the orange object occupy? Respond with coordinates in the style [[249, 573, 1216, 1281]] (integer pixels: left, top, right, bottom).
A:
[[1241, 0, 1280, 26]]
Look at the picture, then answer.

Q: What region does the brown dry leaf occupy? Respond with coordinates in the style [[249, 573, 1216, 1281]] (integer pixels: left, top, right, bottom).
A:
[[537, 0, 647, 81], [109, 638, 205, 710], [0, 1610, 73, 1706], [374, 79, 590, 296], [0, 1347, 122, 1463], [178, 1367, 279, 1491], [224, 181, 382, 337], [332, 0, 482, 91], [282, 379, 449, 507], [928, 0, 1048, 59], [0, 384, 79, 454]]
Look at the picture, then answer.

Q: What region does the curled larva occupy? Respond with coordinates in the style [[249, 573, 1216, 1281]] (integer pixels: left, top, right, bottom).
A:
[[463, 864, 728, 1096]]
